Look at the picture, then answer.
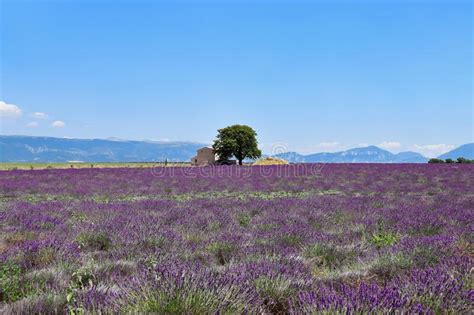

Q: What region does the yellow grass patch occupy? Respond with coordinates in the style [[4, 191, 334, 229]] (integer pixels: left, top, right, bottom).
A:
[[253, 157, 289, 166]]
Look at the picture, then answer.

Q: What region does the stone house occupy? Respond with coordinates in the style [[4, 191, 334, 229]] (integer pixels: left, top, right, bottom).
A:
[[191, 147, 216, 166]]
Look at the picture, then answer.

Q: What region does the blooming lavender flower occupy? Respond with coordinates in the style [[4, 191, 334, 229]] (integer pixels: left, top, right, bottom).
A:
[[0, 164, 472, 312]]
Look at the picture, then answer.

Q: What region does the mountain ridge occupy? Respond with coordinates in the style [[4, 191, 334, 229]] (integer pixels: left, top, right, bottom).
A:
[[0, 135, 471, 163], [0, 135, 206, 162], [275, 146, 428, 163], [438, 143, 474, 160]]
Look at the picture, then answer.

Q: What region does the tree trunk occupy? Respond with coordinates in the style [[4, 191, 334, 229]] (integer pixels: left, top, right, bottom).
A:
[[238, 159, 243, 166]]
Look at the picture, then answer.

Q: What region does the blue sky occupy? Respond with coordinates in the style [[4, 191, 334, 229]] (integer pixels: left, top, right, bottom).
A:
[[0, 0, 472, 157]]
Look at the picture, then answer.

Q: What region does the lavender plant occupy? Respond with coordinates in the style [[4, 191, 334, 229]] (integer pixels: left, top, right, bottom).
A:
[[0, 164, 472, 313]]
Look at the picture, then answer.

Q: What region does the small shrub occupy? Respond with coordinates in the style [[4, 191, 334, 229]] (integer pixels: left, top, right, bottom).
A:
[[70, 212, 88, 223], [5, 231, 35, 245], [183, 232, 205, 245], [417, 177, 428, 184], [40, 222, 56, 230], [236, 213, 252, 228], [139, 236, 168, 250], [370, 253, 412, 281], [328, 211, 350, 225], [27, 247, 56, 267], [456, 157, 471, 164], [249, 208, 262, 217], [411, 224, 442, 236], [410, 246, 440, 268], [368, 231, 399, 250], [0, 261, 24, 303], [133, 289, 220, 313], [26, 267, 66, 291], [206, 242, 235, 265], [96, 260, 137, 279], [126, 275, 250, 313], [76, 232, 112, 251], [254, 276, 295, 313], [456, 233, 474, 256], [254, 238, 273, 248], [66, 267, 96, 314], [130, 286, 250, 313], [279, 234, 302, 247], [70, 269, 96, 289], [372, 201, 384, 209], [428, 158, 445, 164], [207, 221, 221, 232], [2, 293, 67, 314], [303, 244, 356, 271]]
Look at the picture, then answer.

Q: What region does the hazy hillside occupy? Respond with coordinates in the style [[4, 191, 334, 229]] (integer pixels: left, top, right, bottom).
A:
[[3, 136, 471, 163], [275, 146, 428, 163], [0, 136, 206, 162], [438, 143, 474, 160]]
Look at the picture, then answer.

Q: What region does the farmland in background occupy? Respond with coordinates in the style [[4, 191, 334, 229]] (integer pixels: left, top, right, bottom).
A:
[[0, 162, 189, 171], [0, 164, 472, 313]]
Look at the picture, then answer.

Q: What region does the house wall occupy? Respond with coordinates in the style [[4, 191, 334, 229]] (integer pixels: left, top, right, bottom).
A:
[[191, 148, 216, 166]]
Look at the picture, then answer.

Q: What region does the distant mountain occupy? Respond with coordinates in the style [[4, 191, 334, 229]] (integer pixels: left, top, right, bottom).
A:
[[393, 151, 429, 163], [3, 135, 467, 164], [273, 152, 307, 163], [0, 135, 206, 162], [438, 143, 474, 160], [275, 146, 429, 163]]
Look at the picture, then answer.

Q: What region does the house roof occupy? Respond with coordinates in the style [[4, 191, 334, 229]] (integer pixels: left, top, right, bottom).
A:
[[198, 146, 214, 151]]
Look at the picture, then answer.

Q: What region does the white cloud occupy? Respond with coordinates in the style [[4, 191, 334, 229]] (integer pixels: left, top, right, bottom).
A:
[[26, 122, 39, 128], [31, 112, 48, 120], [358, 143, 370, 147], [379, 141, 402, 150], [412, 144, 455, 158], [0, 101, 22, 118], [51, 120, 66, 128]]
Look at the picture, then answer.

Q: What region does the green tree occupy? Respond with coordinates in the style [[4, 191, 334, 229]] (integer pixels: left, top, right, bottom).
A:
[[428, 158, 445, 164], [213, 125, 262, 165]]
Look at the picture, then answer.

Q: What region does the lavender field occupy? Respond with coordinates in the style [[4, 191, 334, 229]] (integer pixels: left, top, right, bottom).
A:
[[0, 164, 473, 313]]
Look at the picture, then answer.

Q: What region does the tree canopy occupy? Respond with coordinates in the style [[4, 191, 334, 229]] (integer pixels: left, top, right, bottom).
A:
[[428, 157, 474, 164], [213, 125, 262, 165]]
